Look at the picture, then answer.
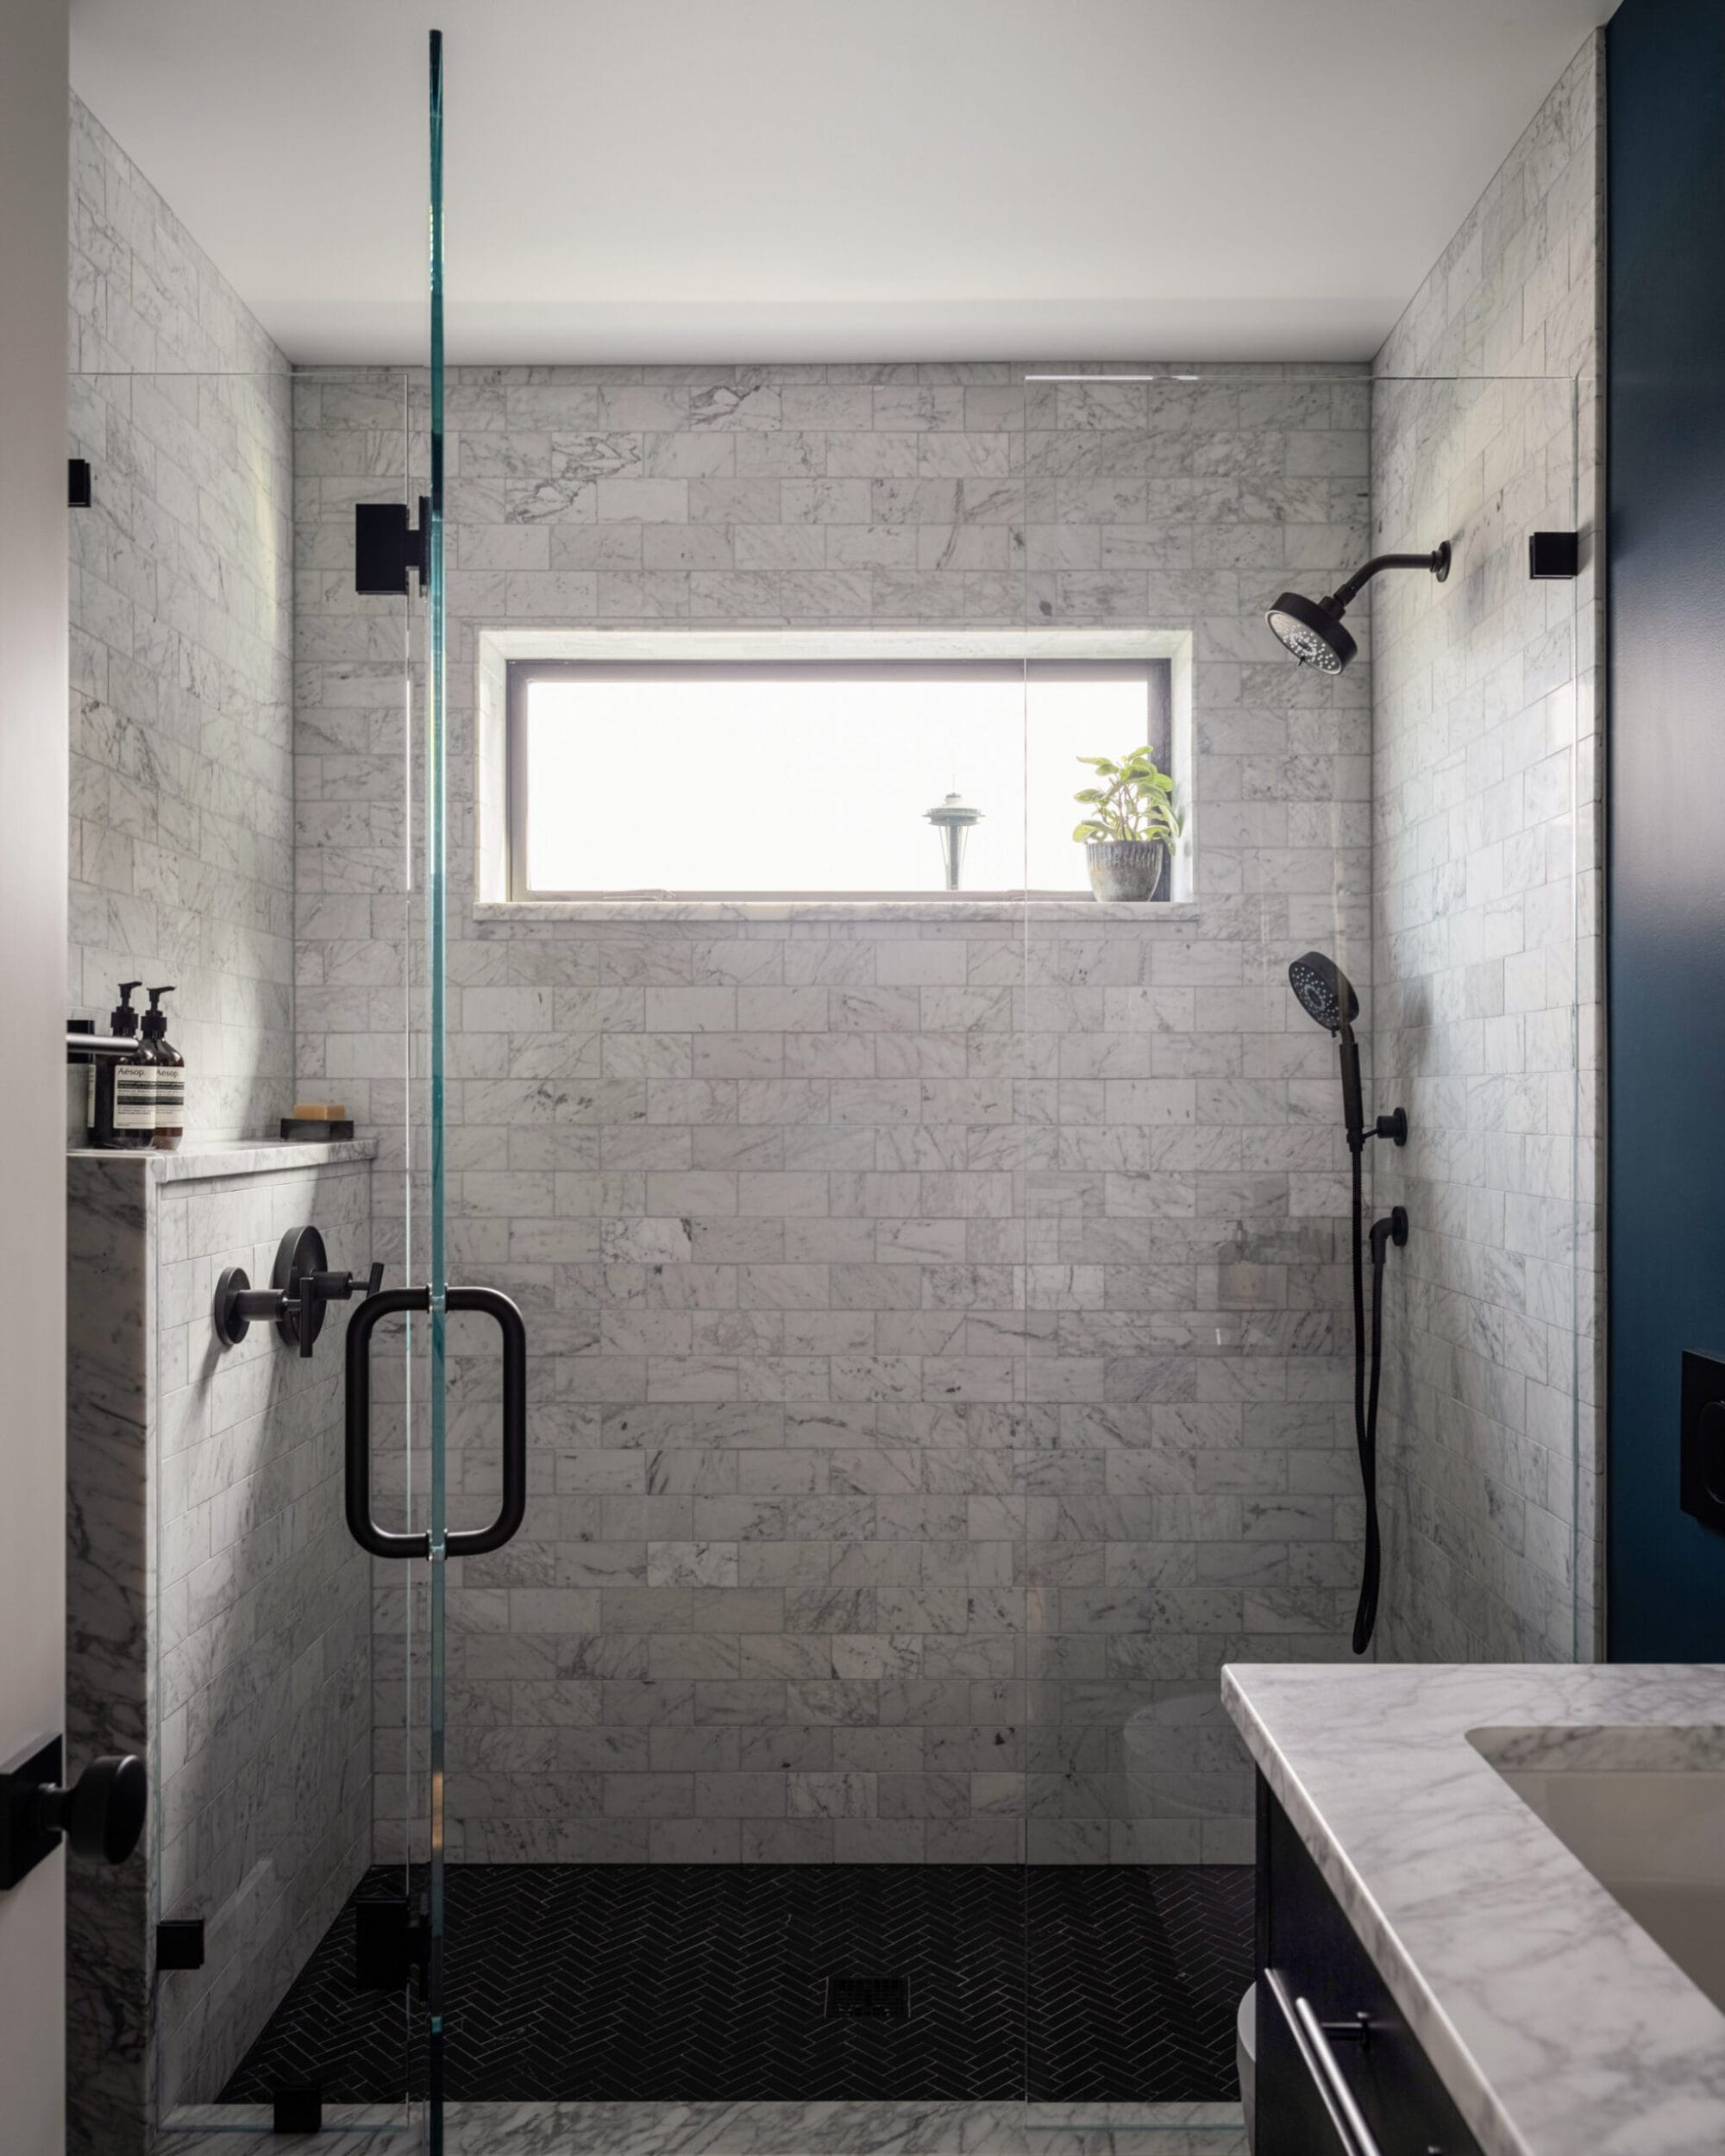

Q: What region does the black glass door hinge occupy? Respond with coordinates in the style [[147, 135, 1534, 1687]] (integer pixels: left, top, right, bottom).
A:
[[1528, 530, 1579, 580], [273, 2084, 322, 2134], [156, 1917, 205, 1971], [68, 459, 91, 508], [354, 1896, 430, 1990], [354, 497, 431, 594]]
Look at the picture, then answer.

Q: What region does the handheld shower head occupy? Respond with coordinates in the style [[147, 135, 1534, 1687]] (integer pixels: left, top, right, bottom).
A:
[[1266, 542, 1451, 674], [1288, 951, 1358, 1037], [1285, 955, 1414, 1661]]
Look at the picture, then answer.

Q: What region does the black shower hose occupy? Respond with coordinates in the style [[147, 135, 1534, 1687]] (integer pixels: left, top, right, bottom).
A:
[[1350, 1141, 1387, 1654]]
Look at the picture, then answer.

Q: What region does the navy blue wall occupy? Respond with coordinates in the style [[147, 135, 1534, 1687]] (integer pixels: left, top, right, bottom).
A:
[[1607, 0, 1725, 1655]]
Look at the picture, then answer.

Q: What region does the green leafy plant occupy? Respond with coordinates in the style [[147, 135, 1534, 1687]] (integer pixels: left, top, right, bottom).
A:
[[1072, 747, 1182, 846]]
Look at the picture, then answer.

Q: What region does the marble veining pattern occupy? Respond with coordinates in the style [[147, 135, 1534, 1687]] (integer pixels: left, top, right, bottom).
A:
[[67, 94, 294, 1140], [160, 2098, 1245, 2155], [1371, 33, 1605, 1660], [1224, 1661, 1725, 2156], [66, 1149, 376, 2152], [292, 360, 1376, 1866]]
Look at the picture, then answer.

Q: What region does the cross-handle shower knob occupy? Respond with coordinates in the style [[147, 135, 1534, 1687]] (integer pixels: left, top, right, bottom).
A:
[[35, 1753, 147, 1865], [309, 1260, 386, 1305], [213, 1228, 384, 1351], [292, 1259, 386, 1357]]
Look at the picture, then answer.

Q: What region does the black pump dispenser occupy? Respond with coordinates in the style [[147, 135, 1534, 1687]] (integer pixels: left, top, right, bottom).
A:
[[96, 983, 152, 1150], [143, 986, 184, 1151]]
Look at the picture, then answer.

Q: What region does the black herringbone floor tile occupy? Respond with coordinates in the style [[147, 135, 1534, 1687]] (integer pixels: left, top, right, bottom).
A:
[[218, 1864, 1251, 2106], [1024, 1862, 1253, 2101]]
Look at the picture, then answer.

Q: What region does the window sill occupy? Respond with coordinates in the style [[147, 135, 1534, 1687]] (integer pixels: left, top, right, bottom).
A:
[[474, 897, 1201, 925]]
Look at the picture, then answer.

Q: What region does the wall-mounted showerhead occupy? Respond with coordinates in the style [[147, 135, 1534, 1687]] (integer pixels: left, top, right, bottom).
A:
[[1266, 592, 1359, 677], [1289, 950, 1358, 1037], [1266, 542, 1452, 674]]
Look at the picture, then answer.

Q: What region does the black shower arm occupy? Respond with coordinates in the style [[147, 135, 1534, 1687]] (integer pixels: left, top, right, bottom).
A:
[[1327, 547, 1450, 611]]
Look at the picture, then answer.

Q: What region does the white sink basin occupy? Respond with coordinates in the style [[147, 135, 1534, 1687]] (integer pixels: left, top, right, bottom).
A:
[[1470, 1726, 1725, 2011]]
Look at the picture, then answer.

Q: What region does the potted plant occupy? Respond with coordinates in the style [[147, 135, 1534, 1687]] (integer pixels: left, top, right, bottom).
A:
[[1072, 747, 1182, 901]]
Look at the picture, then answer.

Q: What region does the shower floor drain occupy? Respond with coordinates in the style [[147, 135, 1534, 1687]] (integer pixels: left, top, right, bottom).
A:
[[825, 1976, 909, 2021]]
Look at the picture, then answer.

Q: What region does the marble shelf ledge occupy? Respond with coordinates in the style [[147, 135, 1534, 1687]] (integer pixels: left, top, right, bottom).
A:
[[66, 1136, 376, 1181], [475, 898, 1202, 925]]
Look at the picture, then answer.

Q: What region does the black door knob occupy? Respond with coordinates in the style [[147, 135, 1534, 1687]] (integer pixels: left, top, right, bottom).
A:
[[36, 1753, 147, 1865]]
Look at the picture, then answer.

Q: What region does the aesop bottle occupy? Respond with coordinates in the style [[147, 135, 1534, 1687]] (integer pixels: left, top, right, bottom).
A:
[[143, 985, 184, 1151], [98, 982, 154, 1150]]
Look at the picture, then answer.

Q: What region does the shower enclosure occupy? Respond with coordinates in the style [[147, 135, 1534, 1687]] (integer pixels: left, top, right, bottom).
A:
[[101, 34, 1597, 2151]]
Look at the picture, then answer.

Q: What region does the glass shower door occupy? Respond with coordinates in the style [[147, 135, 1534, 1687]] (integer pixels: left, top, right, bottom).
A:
[[139, 350, 430, 2134]]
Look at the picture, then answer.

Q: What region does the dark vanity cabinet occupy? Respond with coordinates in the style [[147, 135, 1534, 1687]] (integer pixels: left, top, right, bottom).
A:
[[1256, 1774, 1485, 2156]]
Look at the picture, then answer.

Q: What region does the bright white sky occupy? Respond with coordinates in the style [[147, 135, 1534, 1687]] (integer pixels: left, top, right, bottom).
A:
[[523, 664, 1160, 894]]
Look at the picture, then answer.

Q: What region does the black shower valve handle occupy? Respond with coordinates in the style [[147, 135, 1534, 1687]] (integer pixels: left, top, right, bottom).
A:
[[307, 1260, 385, 1303], [292, 1261, 387, 1357], [214, 1234, 386, 1352]]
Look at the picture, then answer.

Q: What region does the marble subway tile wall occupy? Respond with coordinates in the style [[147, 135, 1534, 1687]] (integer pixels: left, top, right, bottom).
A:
[[295, 363, 1372, 1865], [1371, 34, 1604, 1660], [66, 96, 293, 1139], [66, 1148, 373, 2148]]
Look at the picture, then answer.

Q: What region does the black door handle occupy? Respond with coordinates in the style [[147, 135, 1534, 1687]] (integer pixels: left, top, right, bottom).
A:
[[0, 1739, 147, 1887], [344, 1282, 528, 1560], [444, 1286, 529, 1557]]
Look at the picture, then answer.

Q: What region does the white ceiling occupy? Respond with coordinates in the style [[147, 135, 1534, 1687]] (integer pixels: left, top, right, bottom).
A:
[[70, 0, 1616, 367]]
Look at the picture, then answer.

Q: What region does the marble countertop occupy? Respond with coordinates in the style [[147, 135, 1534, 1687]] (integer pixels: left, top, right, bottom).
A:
[[67, 1136, 376, 1181], [1223, 1662, 1725, 2156]]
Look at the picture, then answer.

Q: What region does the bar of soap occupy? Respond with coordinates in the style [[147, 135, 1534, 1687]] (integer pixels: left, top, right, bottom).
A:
[[289, 1101, 348, 1120]]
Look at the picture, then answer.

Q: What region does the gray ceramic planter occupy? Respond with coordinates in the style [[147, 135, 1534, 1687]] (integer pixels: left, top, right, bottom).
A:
[[1085, 839, 1168, 902]]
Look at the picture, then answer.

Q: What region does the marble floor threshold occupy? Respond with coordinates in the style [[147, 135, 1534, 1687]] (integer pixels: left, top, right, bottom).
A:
[[158, 2097, 1249, 2156]]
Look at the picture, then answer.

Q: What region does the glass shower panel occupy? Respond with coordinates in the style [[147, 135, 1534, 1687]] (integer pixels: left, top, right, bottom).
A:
[[1369, 371, 1587, 1668], [1016, 363, 1585, 2139], [422, 364, 1046, 2121], [1018, 366, 1288, 2143], [122, 362, 424, 2137]]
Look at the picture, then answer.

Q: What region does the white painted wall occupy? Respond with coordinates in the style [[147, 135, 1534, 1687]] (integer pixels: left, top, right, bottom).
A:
[[0, 0, 70, 2147]]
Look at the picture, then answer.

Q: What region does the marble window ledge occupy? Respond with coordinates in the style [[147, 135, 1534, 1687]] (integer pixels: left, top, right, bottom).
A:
[[474, 899, 1203, 926], [66, 1137, 378, 1181]]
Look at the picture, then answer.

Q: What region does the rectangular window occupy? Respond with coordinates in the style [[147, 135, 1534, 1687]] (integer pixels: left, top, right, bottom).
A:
[[506, 658, 1175, 899]]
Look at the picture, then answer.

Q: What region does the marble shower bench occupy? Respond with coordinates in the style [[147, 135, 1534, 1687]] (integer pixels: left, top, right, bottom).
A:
[[66, 1139, 376, 2153]]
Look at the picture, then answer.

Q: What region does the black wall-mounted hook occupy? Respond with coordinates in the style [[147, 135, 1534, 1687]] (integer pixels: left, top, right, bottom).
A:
[[214, 1225, 383, 1355], [355, 497, 431, 593]]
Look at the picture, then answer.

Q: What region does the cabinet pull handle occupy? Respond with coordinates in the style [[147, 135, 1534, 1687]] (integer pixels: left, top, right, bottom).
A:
[[1264, 1967, 1384, 2156]]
